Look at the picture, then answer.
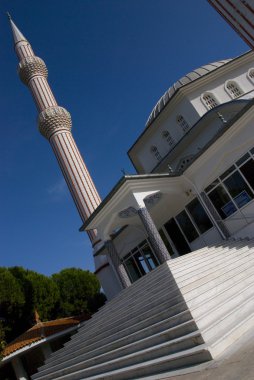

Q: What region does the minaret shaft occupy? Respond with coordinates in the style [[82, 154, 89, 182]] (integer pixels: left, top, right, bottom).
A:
[[29, 77, 57, 111], [50, 132, 101, 220], [10, 18, 101, 244]]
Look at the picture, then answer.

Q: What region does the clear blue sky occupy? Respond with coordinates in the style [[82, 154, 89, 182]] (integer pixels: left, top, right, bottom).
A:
[[0, 0, 247, 275]]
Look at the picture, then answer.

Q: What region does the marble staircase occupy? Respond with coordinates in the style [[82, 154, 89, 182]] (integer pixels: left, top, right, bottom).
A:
[[32, 238, 254, 380]]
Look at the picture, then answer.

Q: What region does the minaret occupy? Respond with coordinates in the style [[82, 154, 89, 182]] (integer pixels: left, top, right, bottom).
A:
[[8, 14, 101, 245]]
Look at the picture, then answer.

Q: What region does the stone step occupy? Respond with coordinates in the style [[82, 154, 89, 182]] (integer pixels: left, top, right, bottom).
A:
[[34, 340, 210, 380], [46, 293, 187, 365], [171, 243, 252, 279], [66, 282, 183, 345], [176, 247, 254, 290], [67, 249, 254, 352], [98, 268, 173, 310], [209, 309, 254, 357], [193, 272, 254, 325], [168, 239, 251, 269], [36, 321, 200, 379], [171, 242, 253, 275], [43, 310, 194, 373], [181, 255, 254, 304], [40, 345, 211, 380], [81, 248, 250, 332], [76, 264, 171, 325], [203, 291, 254, 345]]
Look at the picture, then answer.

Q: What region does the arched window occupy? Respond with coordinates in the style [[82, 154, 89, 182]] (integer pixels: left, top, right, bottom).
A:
[[225, 80, 243, 99], [176, 115, 189, 132], [150, 146, 162, 161], [201, 92, 218, 110], [247, 68, 254, 82], [162, 130, 175, 146]]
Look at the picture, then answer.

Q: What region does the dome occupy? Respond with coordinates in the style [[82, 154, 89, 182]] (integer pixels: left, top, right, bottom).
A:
[[146, 59, 232, 128]]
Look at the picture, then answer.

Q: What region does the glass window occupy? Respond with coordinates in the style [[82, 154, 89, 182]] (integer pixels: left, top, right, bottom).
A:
[[123, 241, 159, 283], [239, 159, 254, 190], [186, 198, 213, 234], [151, 146, 162, 161], [219, 166, 235, 181], [248, 68, 254, 81], [208, 185, 237, 219], [124, 255, 142, 282], [225, 81, 243, 98], [176, 115, 189, 132], [201, 92, 218, 110], [236, 153, 250, 167], [223, 171, 253, 208], [176, 210, 199, 242], [162, 131, 175, 146], [134, 250, 150, 274], [205, 179, 220, 193], [141, 244, 158, 269], [159, 229, 174, 256]]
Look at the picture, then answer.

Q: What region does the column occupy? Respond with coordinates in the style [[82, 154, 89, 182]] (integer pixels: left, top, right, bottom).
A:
[[104, 240, 131, 289], [12, 357, 28, 380], [137, 206, 171, 263], [41, 342, 52, 360]]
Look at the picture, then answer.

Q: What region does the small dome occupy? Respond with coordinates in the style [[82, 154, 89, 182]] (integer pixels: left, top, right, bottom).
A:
[[146, 59, 232, 127]]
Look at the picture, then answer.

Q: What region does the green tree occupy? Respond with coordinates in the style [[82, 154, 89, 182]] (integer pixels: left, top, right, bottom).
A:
[[0, 321, 6, 359], [9, 267, 60, 322], [52, 268, 104, 316], [0, 268, 25, 342]]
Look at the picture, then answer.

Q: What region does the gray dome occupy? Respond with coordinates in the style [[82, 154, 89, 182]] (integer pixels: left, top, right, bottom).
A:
[[146, 59, 232, 128]]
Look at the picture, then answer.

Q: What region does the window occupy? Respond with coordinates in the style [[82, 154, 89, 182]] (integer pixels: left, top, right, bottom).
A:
[[205, 150, 254, 219], [201, 92, 218, 110], [150, 146, 162, 161], [223, 171, 253, 208], [176, 115, 189, 132], [208, 185, 236, 219], [186, 198, 213, 234], [162, 130, 175, 146], [225, 80, 243, 99], [247, 68, 254, 82], [159, 229, 174, 256], [122, 241, 159, 283], [176, 210, 199, 242], [239, 158, 254, 189]]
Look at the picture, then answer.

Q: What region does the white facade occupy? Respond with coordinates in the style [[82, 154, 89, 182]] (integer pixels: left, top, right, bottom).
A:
[[81, 51, 254, 299]]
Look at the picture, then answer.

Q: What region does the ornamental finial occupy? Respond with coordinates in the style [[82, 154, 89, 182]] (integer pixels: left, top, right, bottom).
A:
[[7, 14, 28, 45]]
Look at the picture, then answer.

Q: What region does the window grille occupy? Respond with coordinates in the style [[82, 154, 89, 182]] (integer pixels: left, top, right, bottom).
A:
[[150, 146, 162, 161], [201, 92, 218, 110], [225, 81, 243, 98], [176, 115, 189, 132], [162, 130, 175, 146]]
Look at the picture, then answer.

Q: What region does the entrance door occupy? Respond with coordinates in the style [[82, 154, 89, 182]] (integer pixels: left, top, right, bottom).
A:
[[164, 218, 190, 255]]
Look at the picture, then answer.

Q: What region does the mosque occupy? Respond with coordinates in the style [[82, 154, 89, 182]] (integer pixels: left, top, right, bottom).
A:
[[3, 1, 254, 379]]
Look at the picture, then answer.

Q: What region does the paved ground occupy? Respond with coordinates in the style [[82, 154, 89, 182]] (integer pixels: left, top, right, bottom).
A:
[[163, 329, 254, 380]]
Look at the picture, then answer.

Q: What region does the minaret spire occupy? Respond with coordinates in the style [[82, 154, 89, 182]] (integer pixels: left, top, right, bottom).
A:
[[8, 17, 101, 245], [7, 13, 28, 45]]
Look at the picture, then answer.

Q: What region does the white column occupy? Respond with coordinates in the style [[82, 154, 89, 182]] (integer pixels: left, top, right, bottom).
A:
[[12, 357, 29, 380], [41, 342, 53, 360]]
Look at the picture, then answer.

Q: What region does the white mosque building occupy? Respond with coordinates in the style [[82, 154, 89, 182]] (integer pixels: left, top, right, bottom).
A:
[[83, 50, 254, 299], [6, 6, 254, 380]]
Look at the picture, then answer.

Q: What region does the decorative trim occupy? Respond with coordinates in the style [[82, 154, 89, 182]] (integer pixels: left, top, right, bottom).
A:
[[119, 206, 138, 219], [18, 56, 48, 85], [38, 106, 72, 140], [144, 191, 162, 207]]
